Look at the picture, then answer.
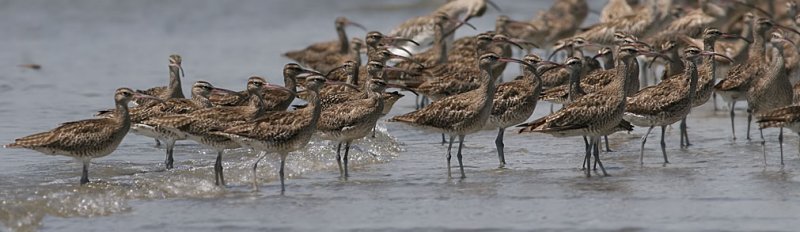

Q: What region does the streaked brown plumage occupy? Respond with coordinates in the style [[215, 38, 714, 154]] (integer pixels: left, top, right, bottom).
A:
[[390, 53, 511, 178], [715, 18, 774, 140], [141, 76, 283, 186], [317, 78, 389, 177], [283, 17, 366, 70], [758, 105, 800, 164], [488, 54, 551, 167], [136, 54, 185, 106], [624, 46, 710, 165], [214, 76, 328, 192], [5, 88, 150, 185], [125, 81, 226, 169], [210, 63, 319, 110], [518, 46, 642, 177], [747, 32, 794, 164]]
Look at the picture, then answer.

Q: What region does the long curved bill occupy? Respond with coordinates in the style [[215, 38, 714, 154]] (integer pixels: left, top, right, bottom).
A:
[[344, 19, 368, 31], [547, 41, 569, 61], [498, 57, 535, 71], [775, 24, 800, 37], [638, 49, 674, 64], [170, 63, 185, 78], [721, 32, 752, 43], [442, 18, 477, 38], [210, 87, 239, 95], [534, 61, 565, 73], [382, 35, 420, 46], [492, 36, 524, 50], [507, 20, 538, 31], [700, 51, 735, 63], [385, 83, 418, 96], [388, 53, 425, 68]]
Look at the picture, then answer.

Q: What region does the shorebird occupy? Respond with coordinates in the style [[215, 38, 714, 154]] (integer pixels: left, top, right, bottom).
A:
[[124, 81, 233, 169], [625, 46, 730, 165], [209, 63, 321, 109], [388, 0, 499, 54], [489, 54, 559, 167], [757, 105, 800, 165], [747, 31, 794, 164], [136, 54, 185, 106], [715, 17, 778, 140], [142, 77, 292, 186], [5, 88, 156, 185], [214, 76, 331, 192], [518, 46, 646, 177], [677, 28, 749, 148], [390, 53, 520, 178], [568, 0, 666, 47], [283, 17, 366, 68], [317, 78, 398, 178], [94, 81, 229, 168]]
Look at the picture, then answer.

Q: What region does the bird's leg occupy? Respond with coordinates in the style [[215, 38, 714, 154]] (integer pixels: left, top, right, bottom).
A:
[[457, 135, 466, 178], [441, 134, 447, 145], [712, 92, 719, 111], [761, 128, 767, 166], [446, 135, 455, 178], [549, 104, 554, 114], [344, 142, 351, 178], [582, 136, 590, 170], [336, 143, 343, 177], [165, 140, 175, 169], [779, 127, 784, 166], [80, 160, 90, 185], [641, 126, 655, 165], [661, 125, 669, 164], [154, 138, 161, 148], [215, 150, 225, 186], [593, 137, 608, 176], [747, 109, 753, 140], [279, 153, 287, 193], [679, 117, 687, 148], [585, 138, 592, 177], [371, 125, 377, 138], [495, 128, 506, 168], [730, 102, 737, 140], [604, 135, 613, 152], [252, 151, 266, 191], [593, 139, 599, 171]]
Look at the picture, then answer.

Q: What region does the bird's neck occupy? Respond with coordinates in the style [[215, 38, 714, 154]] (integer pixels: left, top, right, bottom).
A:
[[568, 69, 585, 103], [618, 56, 639, 97], [248, 91, 267, 119], [307, 89, 323, 128], [766, 46, 787, 83], [168, 66, 185, 98], [434, 25, 448, 65], [337, 27, 349, 54], [114, 100, 131, 127], [603, 55, 615, 70], [701, 38, 717, 81], [749, 30, 768, 60], [685, 60, 699, 99]]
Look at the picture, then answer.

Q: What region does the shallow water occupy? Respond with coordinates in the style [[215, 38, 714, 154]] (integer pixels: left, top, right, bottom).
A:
[[1, 0, 799, 231]]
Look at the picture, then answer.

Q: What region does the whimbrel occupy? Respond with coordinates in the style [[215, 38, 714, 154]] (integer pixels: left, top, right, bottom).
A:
[[136, 54, 185, 106], [142, 77, 291, 186], [518, 46, 645, 177], [391, 53, 519, 178], [625, 46, 731, 165], [283, 17, 366, 70], [316, 78, 394, 178], [747, 32, 794, 165], [209, 63, 320, 109], [5, 88, 156, 185], [215, 76, 330, 192], [489, 53, 558, 167], [126, 81, 232, 169], [388, 0, 498, 54], [715, 17, 777, 140]]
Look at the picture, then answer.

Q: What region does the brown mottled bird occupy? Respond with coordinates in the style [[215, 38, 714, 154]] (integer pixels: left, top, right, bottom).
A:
[[5, 88, 158, 185], [135, 54, 185, 106]]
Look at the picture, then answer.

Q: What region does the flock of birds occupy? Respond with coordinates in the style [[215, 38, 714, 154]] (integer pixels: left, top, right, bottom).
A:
[[7, 0, 800, 192]]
